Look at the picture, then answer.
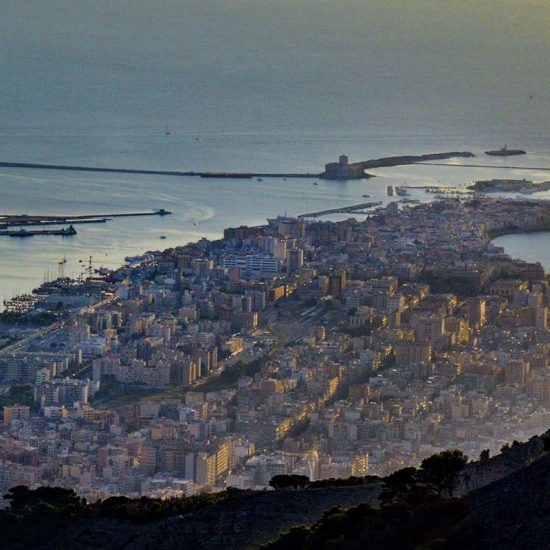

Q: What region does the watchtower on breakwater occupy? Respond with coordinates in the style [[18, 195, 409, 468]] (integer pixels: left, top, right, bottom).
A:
[[321, 154, 367, 180]]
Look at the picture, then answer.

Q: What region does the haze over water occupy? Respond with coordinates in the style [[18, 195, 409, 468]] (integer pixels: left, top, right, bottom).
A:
[[1, 1, 549, 299]]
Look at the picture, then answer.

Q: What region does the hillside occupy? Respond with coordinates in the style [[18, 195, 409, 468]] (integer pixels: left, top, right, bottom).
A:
[[3, 429, 550, 549], [42, 485, 380, 550]]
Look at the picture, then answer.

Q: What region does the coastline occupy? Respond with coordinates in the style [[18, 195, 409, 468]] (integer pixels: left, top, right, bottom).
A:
[[491, 229, 550, 273], [487, 222, 550, 240]]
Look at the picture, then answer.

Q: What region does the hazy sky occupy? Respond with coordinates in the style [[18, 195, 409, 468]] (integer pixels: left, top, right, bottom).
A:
[[1, 1, 549, 138]]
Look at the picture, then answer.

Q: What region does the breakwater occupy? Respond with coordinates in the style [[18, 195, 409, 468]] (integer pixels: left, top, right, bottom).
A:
[[320, 151, 474, 179], [418, 162, 550, 171], [0, 161, 319, 180], [0, 151, 475, 181]]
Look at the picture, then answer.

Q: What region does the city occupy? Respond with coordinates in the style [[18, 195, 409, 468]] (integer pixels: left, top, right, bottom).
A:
[[1, 195, 549, 504]]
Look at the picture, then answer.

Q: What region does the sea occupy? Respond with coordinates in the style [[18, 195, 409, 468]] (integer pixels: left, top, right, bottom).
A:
[[1, 1, 549, 302]]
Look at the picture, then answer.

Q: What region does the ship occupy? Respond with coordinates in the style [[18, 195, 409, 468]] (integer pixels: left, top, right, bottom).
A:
[[1, 225, 77, 238], [199, 173, 255, 179], [485, 145, 526, 157]]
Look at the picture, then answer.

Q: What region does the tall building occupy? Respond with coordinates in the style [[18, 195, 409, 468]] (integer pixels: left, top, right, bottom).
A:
[[466, 297, 487, 329], [394, 341, 432, 365], [287, 248, 304, 273], [328, 271, 347, 297]]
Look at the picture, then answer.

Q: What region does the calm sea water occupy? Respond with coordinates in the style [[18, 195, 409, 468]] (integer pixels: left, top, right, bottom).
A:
[[492, 232, 550, 273], [1, 1, 549, 300]]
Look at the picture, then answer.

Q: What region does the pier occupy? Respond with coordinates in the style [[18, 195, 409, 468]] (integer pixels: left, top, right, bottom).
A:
[[299, 201, 383, 218], [0, 226, 77, 238], [417, 162, 550, 172], [0, 210, 171, 233]]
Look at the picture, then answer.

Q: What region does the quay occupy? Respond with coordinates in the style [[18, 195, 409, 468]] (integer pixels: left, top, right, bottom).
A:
[[0, 226, 77, 238], [299, 201, 383, 218], [0, 209, 171, 229], [417, 162, 550, 172]]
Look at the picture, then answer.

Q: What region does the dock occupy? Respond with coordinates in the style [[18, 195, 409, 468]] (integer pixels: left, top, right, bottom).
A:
[[0, 210, 172, 238], [299, 201, 383, 218], [0, 209, 171, 230], [0, 226, 77, 237], [417, 162, 550, 172]]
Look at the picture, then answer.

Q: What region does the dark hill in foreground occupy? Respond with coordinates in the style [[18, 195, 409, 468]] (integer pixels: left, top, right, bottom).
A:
[[4, 429, 550, 549], [44, 485, 381, 550], [464, 450, 550, 549]]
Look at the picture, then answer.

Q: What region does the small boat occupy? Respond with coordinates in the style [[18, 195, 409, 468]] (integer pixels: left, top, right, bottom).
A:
[[193, 222, 198, 226], [57, 256, 67, 265], [160, 235, 167, 240], [313, 182, 318, 186], [485, 145, 526, 157], [362, 194, 370, 198], [10, 229, 33, 238]]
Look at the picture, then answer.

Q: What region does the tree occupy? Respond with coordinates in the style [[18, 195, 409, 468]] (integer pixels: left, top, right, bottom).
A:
[[479, 449, 490, 462], [381, 467, 419, 500], [419, 450, 468, 497], [3, 485, 87, 514], [269, 475, 310, 490]]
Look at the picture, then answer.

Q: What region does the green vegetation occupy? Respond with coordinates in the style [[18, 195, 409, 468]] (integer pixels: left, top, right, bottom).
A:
[[93, 382, 159, 408], [479, 449, 490, 462], [262, 494, 481, 550], [0, 486, 88, 548], [0, 384, 34, 409], [269, 474, 310, 490], [419, 450, 468, 497], [0, 485, 245, 548], [265, 449, 475, 549], [269, 474, 381, 490], [199, 355, 266, 393]]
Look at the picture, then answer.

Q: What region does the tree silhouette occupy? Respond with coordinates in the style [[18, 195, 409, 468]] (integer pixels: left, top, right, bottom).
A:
[[381, 467, 419, 500], [419, 449, 468, 497], [479, 449, 490, 462], [269, 475, 310, 490]]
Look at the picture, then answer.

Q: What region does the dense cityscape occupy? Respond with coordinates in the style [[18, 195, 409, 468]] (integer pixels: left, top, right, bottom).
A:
[[1, 195, 549, 503]]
